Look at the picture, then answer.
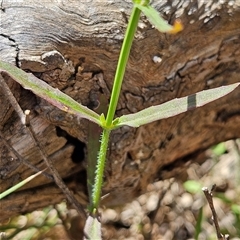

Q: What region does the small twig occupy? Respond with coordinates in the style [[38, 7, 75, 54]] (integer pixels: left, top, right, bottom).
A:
[[0, 74, 26, 125], [0, 131, 53, 181], [202, 185, 229, 240], [26, 121, 86, 217], [24, 109, 31, 126], [0, 75, 53, 180], [0, 74, 86, 218]]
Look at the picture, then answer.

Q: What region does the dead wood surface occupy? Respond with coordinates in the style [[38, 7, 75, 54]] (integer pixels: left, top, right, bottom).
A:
[[0, 0, 240, 221]]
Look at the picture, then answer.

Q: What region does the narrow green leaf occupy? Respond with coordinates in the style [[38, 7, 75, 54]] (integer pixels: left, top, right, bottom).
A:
[[84, 215, 101, 240], [212, 142, 227, 156], [116, 83, 240, 128], [232, 204, 240, 215], [184, 180, 202, 194], [135, 4, 183, 33], [0, 61, 101, 125], [0, 169, 45, 199]]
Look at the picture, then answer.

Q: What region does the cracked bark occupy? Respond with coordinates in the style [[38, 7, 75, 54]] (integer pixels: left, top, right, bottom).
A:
[[0, 1, 240, 221]]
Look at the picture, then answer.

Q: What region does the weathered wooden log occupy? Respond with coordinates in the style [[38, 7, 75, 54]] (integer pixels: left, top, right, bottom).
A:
[[0, 0, 240, 221]]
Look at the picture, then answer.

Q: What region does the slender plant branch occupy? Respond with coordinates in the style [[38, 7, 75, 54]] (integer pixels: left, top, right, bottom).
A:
[[26, 122, 87, 218], [202, 185, 229, 240], [0, 131, 53, 180], [0, 74, 86, 218], [105, 6, 141, 127], [0, 74, 26, 125], [0, 75, 53, 180]]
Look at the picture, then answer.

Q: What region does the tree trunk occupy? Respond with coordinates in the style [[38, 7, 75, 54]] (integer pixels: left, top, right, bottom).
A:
[[0, 0, 240, 221]]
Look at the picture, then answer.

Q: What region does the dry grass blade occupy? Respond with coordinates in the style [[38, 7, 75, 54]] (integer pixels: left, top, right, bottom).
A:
[[202, 185, 230, 240]]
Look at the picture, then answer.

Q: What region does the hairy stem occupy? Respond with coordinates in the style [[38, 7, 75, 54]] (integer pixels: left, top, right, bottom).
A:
[[91, 129, 110, 213]]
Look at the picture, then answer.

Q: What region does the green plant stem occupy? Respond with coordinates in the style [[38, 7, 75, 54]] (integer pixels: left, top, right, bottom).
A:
[[91, 129, 110, 212], [105, 6, 141, 127], [89, 5, 141, 213]]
